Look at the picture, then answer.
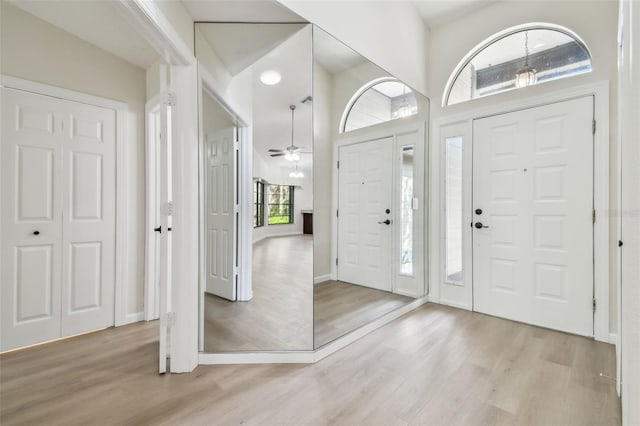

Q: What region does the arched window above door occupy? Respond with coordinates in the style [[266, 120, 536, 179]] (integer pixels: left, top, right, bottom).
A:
[[443, 23, 593, 106], [340, 78, 418, 133]]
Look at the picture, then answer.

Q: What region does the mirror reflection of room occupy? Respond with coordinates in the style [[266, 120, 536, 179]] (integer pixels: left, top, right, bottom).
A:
[[197, 23, 313, 352], [312, 27, 428, 348]]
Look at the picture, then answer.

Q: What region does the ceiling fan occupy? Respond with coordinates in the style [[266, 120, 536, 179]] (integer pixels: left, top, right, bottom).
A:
[[268, 104, 311, 161]]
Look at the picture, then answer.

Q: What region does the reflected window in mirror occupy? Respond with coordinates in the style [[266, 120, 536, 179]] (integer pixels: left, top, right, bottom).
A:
[[268, 185, 294, 225], [253, 181, 265, 228], [400, 146, 415, 276], [341, 78, 418, 133]]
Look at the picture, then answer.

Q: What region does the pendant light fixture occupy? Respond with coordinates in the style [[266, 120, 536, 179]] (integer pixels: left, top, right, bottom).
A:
[[284, 105, 301, 162], [289, 162, 304, 178], [515, 31, 538, 88], [395, 84, 412, 118]]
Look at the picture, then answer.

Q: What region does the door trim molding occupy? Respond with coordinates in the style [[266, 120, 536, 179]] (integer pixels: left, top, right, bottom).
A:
[[430, 80, 611, 342], [0, 74, 133, 327]]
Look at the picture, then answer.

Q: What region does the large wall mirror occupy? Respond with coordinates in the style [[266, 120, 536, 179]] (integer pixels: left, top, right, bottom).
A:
[[195, 23, 428, 354]]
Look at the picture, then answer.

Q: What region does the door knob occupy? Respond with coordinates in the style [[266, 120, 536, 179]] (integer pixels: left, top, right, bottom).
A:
[[475, 208, 483, 215], [385, 209, 391, 214], [378, 219, 391, 225], [33, 230, 40, 235], [474, 222, 489, 229], [154, 226, 162, 233]]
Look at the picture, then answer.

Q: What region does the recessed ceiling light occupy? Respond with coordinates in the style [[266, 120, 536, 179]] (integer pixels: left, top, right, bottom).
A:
[[260, 70, 281, 85]]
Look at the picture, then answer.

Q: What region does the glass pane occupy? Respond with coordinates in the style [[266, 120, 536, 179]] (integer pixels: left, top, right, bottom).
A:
[[445, 137, 463, 284], [344, 81, 418, 133], [400, 146, 414, 276], [448, 28, 592, 105]]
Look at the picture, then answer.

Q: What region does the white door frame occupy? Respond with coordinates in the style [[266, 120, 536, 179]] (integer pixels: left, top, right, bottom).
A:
[[332, 119, 427, 298], [0, 75, 134, 327], [429, 81, 611, 343], [144, 94, 162, 322]]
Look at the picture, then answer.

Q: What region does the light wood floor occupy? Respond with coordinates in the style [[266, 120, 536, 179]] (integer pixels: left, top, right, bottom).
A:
[[1, 304, 620, 425], [204, 235, 314, 352], [204, 235, 412, 351], [314, 280, 411, 347]]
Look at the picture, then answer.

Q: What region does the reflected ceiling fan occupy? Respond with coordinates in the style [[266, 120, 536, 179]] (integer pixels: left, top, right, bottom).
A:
[[268, 104, 311, 161]]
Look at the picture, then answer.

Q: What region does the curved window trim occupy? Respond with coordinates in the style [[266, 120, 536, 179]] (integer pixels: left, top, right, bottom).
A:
[[339, 77, 416, 134], [442, 22, 593, 107]]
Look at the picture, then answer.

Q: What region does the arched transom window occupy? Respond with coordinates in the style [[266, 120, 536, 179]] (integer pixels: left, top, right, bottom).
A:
[[443, 23, 592, 106], [341, 78, 418, 133]]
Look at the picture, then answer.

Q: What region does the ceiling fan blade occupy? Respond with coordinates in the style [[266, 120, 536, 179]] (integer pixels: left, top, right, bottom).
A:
[[268, 149, 283, 153], [270, 153, 286, 157]]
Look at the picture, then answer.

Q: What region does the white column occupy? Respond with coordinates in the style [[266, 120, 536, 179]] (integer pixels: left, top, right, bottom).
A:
[[619, 1, 640, 424]]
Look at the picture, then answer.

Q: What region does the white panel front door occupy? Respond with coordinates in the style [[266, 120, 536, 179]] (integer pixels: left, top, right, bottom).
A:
[[338, 138, 393, 291], [472, 96, 594, 336], [1, 88, 116, 352], [204, 127, 237, 301]]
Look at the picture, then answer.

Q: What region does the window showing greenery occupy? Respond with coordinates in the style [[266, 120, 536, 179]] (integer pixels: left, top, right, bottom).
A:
[[268, 185, 294, 225], [253, 181, 264, 228]]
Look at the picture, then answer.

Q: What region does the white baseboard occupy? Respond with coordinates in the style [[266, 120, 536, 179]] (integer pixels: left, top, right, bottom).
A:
[[199, 296, 430, 365], [432, 297, 472, 311], [314, 274, 332, 284], [253, 232, 303, 245], [120, 311, 144, 326]]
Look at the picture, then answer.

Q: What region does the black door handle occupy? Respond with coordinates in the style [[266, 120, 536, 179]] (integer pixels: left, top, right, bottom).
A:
[[378, 219, 391, 225], [474, 222, 489, 229], [154, 226, 161, 233], [33, 230, 40, 235]]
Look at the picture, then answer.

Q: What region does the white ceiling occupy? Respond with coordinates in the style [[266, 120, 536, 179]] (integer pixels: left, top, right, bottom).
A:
[[8, 0, 159, 69], [411, 0, 498, 28], [313, 27, 366, 75], [183, 0, 304, 23], [197, 23, 305, 75]]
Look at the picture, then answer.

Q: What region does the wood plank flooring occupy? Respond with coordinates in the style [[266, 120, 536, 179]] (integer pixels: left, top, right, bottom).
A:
[[203, 235, 412, 351], [314, 280, 411, 347], [204, 235, 314, 351], [1, 303, 621, 425]]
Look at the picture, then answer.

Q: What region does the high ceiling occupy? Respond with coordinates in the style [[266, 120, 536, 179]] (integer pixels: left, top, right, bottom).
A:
[[183, 0, 304, 23], [410, 0, 497, 28]]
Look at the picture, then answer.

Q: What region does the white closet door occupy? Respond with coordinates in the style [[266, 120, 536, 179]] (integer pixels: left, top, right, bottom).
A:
[[1, 87, 116, 352], [1, 88, 64, 351], [59, 99, 116, 336]]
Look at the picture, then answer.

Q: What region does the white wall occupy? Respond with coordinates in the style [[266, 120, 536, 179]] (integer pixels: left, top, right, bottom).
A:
[[312, 62, 334, 279], [618, 1, 640, 423], [428, 0, 620, 332], [0, 2, 147, 321], [278, 0, 430, 96]]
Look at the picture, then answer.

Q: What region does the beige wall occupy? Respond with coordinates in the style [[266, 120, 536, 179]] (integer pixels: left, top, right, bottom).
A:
[[1, 3, 148, 318], [428, 0, 619, 332]]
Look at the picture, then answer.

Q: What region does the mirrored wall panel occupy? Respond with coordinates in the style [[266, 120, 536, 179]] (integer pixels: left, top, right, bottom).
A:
[[312, 27, 429, 348], [196, 23, 313, 352], [195, 23, 428, 354]]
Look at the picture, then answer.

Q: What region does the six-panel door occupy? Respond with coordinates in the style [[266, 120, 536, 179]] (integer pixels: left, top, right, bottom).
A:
[[1, 88, 115, 351]]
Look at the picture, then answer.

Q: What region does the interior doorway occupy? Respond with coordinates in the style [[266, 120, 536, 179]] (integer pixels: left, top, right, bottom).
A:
[[472, 96, 595, 336]]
